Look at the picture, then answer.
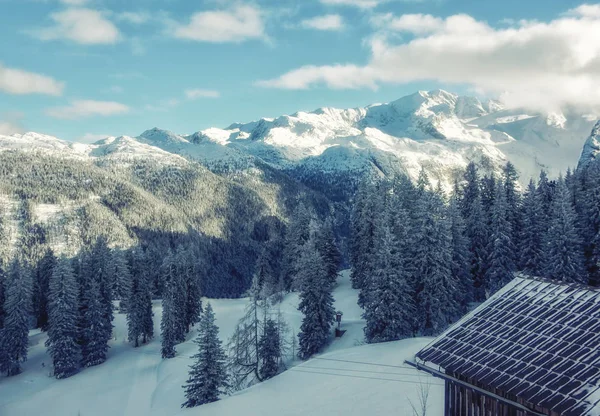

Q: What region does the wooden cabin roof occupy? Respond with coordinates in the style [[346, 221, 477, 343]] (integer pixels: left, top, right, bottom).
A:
[[415, 276, 600, 416]]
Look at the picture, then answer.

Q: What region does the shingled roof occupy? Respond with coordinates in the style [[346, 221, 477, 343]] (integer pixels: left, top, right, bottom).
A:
[[415, 276, 600, 416]]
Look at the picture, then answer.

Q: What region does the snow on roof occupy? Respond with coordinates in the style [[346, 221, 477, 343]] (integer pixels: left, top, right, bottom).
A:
[[415, 276, 600, 416]]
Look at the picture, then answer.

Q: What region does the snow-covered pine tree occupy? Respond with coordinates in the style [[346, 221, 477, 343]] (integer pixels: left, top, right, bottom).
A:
[[281, 202, 312, 291], [161, 253, 180, 358], [448, 194, 472, 311], [81, 278, 109, 367], [536, 170, 554, 228], [350, 180, 379, 291], [129, 249, 154, 344], [543, 177, 586, 283], [573, 161, 600, 285], [503, 162, 522, 244], [46, 256, 81, 379], [182, 303, 228, 408], [258, 318, 281, 380], [461, 163, 489, 301], [297, 240, 335, 359], [184, 252, 202, 334], [485, 182, 516, 295], [363, 217, 415, 343], [33, 248, 56, 331], [316, 218, 341, 286], [112, 248, 132, 313], [90, 237, 114, 344], [520, 179, 544, 276], [413, 193, 459, 335], [2, 259, 33, 376]]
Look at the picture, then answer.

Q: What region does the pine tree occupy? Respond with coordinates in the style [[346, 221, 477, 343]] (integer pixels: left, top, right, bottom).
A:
[[485, 182, 516, 295], [182, 303, 228, 408], [2, 260, 33, 376], [161, 254, 179, 358], [350, 181, 379, 290], [258, 318, 281, 380], [281, 202, 312, 291], [461, 163, 489, 301], [297, 241, 335, 359], [81, 278, 109, 367], [363, 219, 415, 343], [33, 248, 56, 331], [414, 193, 459, 335], [316, 218, 342, 286], [46, 256, 81, 379], [129, 249, 154, 344], [448, 195, 472, 311], [112, 248, 132, 313], [543, 177, 586, 283], [520, 179, 544, 275], [503, 162, 522, 244]]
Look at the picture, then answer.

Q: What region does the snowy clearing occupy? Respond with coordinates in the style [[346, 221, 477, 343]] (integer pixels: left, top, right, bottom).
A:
[[0, 271, 441, 416]]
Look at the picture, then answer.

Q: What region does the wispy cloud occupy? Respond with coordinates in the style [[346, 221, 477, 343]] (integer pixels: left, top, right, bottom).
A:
[[0, 121, 25, 136], [301, 14, 345, 31], [0, 63, 64, 96], [171, 5, 266, 43], [258, 7, 600, 113], [30, 8, 120, 45], [46, 100, 129, 119], [117, 11, 151, 25], [319, 0, 423, 9], [185, 89, 220, 99], [144, 98, 180, 112], [59, 0, 88, 5]]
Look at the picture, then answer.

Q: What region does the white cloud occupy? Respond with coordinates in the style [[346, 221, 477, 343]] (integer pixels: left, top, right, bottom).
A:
[[105, 85, 123, 93], [0, 121, 25, 136], [185, 89, 220, 99], [59, 0, 88, 5], [117, 11, 151, 25], [46, 100, 129, 119], [320, 0, 420, 9], [32, 8, 120, 45], [144, 98, 180, 112], [256, 64, 378, 90], [258, 8, 600, 113], [172, 5, 265, 43], [0, 63, 64, 96], [301, 14, 344, 31], [372, 13, 443, 34], [566, 4, 600, 18], [320, 0, 382, 8]]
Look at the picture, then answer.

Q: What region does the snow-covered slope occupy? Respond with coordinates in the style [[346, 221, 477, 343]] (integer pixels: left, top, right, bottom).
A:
[[1, 90, 596, 188], [0, 271, 442, 416], [578, 120, 600, 169]]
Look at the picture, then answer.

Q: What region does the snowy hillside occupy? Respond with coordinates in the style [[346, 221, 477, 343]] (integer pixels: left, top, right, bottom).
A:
[[1, 90, 597, 189], [0, 271, 441, 416], [579, 120, 600, 169]]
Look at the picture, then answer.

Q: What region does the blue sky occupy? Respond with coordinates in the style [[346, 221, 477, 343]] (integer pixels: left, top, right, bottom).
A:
[[0, 0, 598, 142]]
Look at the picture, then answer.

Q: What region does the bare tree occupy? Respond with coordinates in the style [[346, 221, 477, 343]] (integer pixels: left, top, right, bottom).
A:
[[409, 381, 431, 416]]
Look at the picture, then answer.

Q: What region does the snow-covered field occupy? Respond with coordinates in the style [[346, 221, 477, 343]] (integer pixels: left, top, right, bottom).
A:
[[0, 271, 442, 416]]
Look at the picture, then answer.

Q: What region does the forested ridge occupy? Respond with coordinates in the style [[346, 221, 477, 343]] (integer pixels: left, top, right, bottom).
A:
[[0, 141, 599, 410]]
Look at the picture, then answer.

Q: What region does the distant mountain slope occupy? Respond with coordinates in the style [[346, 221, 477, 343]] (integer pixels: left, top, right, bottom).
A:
[[578, 120, 600, 169], [0, 89, 597, 269]]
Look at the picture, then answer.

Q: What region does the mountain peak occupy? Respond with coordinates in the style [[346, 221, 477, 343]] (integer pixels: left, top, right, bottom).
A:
[[138, 127, 187, 144], [578, 120, 600, 169]]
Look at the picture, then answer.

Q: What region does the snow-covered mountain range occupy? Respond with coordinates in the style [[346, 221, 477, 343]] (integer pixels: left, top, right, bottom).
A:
[[2, 90, 597, 191]]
